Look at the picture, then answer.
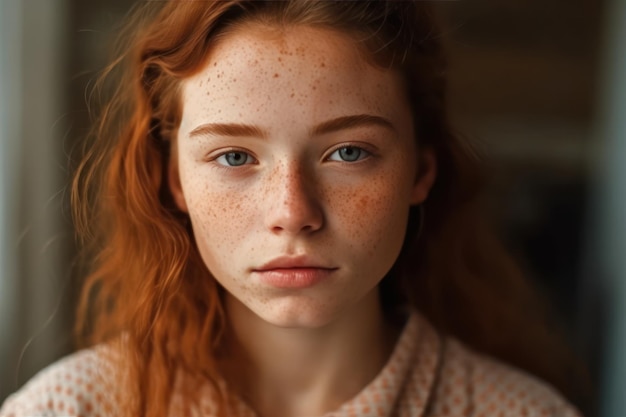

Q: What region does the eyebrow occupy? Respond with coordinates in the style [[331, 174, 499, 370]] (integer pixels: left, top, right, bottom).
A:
[[189, 123, 267, 139], [187, 114, 395, 139], [311, 114, 395, 136]]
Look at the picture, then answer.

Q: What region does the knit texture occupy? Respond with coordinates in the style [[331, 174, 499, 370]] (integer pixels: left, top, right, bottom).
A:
[[0, 312, 581, 417]]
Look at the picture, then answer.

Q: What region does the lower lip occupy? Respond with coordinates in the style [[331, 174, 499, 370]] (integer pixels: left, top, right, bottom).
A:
[[253, 268, 335, 289]]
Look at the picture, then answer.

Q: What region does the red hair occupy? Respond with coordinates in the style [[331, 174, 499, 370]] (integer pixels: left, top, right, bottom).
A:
[[72, 1, 585, 416]]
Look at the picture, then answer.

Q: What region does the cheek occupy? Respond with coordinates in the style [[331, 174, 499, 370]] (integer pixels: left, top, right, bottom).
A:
[[326, 167, 413, 253], [181, 171, 258, 253]]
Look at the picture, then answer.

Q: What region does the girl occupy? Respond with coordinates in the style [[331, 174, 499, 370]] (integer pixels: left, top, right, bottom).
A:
[[1, 1, 584, 416]]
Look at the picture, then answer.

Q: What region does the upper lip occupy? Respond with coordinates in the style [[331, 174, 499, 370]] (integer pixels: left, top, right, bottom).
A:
[[253, 256, 336, 271]]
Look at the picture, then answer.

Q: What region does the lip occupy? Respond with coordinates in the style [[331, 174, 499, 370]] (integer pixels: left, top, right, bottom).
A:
[[254, 255, 334, 271], [252, 256, 337, 289]]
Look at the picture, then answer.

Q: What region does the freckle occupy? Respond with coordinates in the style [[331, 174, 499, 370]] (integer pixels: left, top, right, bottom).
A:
[[290, 93, 295, 98], [273, 73, 279, 78]]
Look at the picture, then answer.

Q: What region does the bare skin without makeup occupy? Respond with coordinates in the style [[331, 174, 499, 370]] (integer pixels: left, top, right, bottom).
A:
[[168, 24, 436, 417]]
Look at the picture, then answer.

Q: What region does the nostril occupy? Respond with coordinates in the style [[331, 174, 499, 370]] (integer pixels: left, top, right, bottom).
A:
[[265, 195, 324, 235], [263, 167, 324, 234]]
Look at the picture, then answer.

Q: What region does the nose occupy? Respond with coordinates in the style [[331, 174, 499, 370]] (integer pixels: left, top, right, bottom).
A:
[[263, 162, 324, 235]]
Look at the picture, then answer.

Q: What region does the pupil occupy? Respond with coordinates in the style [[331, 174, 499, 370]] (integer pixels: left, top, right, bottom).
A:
[[340, 147, 360, 161], [227, 152, 245, 166]]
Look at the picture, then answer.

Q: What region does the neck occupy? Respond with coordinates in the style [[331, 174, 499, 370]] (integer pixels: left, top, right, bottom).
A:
[[217, 290, 398, 417]]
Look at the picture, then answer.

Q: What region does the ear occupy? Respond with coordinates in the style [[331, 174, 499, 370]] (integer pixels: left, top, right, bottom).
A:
[[167, 143, 189, 213], [410, 147, 437, 205]]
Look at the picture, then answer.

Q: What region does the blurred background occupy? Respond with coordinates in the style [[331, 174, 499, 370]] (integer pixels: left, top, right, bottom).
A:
[[0, 0, 624, 415]]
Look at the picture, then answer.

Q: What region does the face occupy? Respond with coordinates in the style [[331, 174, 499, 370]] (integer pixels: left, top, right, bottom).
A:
[[170, 24, 436, 328]]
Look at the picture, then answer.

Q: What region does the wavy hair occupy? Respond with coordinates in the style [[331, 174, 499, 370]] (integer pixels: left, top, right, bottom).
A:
[[72, 1, 583, 415]]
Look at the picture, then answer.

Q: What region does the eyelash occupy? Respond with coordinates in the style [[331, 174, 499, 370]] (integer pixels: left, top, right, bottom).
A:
[[207, 148, 258, 169], [325, 144, 373, 163], [207, 143, 375, 168]]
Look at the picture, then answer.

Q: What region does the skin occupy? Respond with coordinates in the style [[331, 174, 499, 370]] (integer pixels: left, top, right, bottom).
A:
[[169, 24, 436, 417]]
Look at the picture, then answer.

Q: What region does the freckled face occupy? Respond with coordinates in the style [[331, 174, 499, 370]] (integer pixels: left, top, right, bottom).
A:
[[171, 25, 428, 328]]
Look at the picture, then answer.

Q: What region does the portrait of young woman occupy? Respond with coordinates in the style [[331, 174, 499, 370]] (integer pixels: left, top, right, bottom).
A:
[[0, 1, 589, 416]]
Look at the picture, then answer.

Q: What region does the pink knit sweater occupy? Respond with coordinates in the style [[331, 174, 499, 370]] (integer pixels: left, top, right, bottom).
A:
[[0, 312, 581, 417]]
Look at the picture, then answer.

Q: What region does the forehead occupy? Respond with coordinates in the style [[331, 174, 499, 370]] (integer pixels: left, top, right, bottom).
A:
[[179, 24, 410, 134], [199, 22, 373, 74]]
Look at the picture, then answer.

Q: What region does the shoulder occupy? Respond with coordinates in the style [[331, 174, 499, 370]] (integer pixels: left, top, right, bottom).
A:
[[0, 344, 122, 417], [428, 336, 582, 417]]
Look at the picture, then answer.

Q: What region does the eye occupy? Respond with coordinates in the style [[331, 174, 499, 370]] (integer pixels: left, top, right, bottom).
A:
[[327, 146, 370, 162], [215, 151, 256, 167]]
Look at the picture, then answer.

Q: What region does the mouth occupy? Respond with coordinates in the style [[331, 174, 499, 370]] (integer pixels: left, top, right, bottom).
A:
[[254, 255, 334, 271], [252, 256, 337, 289]]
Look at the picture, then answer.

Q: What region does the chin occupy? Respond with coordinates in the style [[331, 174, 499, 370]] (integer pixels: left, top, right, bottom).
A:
[[249, 296, 343, 329]]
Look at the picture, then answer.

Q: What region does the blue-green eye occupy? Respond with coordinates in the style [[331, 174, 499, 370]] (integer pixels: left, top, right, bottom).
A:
[[216, 151, 255, 167], [328, 146, 369, 162]]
